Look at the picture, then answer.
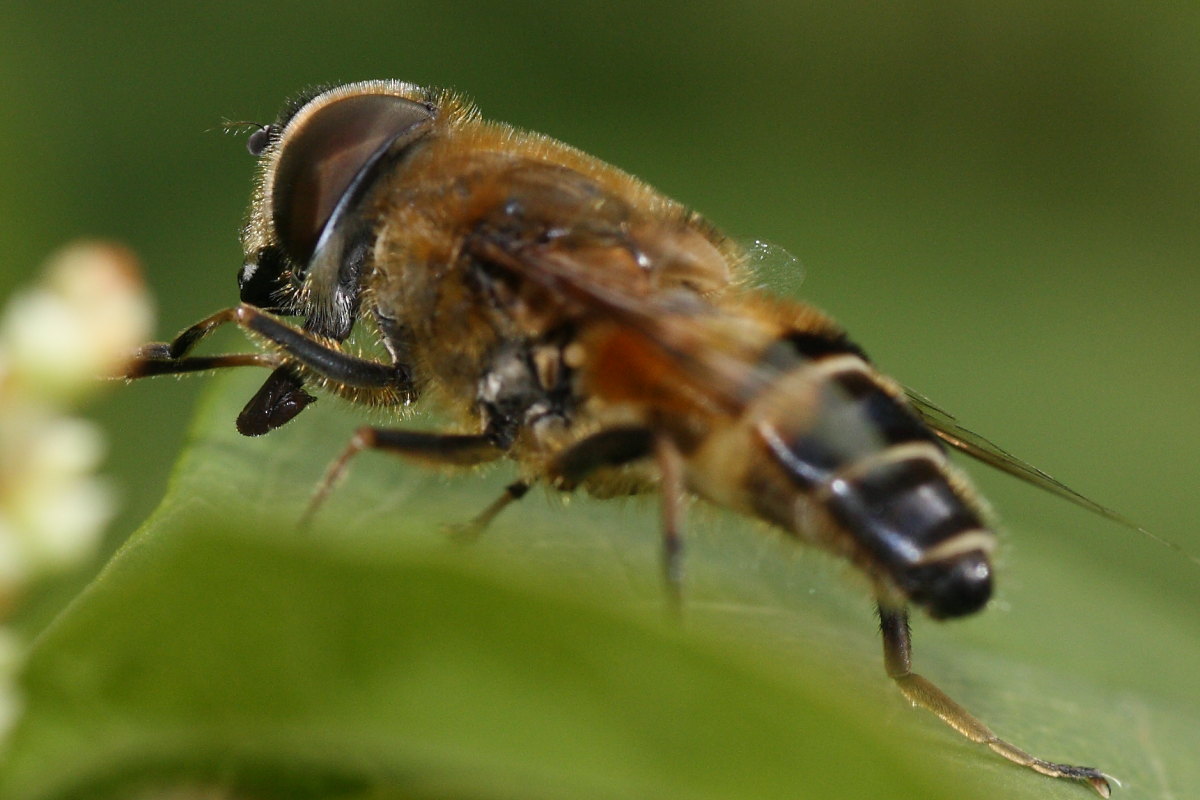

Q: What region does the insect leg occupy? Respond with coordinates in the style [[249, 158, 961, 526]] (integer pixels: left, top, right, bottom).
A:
[[125, 306, 282, 377], [303, 428, 507, 527], [127, 305, 412, 395], [877, 604, 1112, 797], [447, 480, 532, 542], [549, 426, 655, 489], [231, 307, 414, 433], [448, 427, 660, 547], [547, 427, 687, 608], [654, 435, 686, 614], [126, 305, 416, 435], [125, 307, 257, 376], [452, 428, 672, 545], [236, 366, 317, 437], [125, 351, 280, 377]]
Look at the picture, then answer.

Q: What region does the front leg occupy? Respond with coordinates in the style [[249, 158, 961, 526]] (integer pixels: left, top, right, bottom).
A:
[[126, 304, 416, 433], [236, 366, 317, 437], [877, 604, 1111, 796]]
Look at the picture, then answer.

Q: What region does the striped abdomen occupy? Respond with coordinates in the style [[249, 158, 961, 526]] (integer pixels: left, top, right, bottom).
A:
[[691, 350, 994, 619]]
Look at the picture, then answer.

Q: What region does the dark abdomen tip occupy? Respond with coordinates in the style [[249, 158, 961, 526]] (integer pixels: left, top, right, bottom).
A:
[[824, 452, 995, 618], [903, 552, 992, 619]]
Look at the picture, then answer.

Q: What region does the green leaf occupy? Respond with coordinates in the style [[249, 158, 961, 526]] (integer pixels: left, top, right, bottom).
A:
[[2, 370, 1196, 799]]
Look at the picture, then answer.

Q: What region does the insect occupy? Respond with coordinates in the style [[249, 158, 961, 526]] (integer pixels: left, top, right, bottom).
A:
[[127, 80, 1123, 795]]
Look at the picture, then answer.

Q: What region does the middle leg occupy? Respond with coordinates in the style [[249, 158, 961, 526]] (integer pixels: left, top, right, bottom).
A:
[[547, 426, 688, 607], [447, 425, 659, 542]]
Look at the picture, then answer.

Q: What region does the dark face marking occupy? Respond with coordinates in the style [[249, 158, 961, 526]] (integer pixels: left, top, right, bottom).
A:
[[238, 245, 294, 312]]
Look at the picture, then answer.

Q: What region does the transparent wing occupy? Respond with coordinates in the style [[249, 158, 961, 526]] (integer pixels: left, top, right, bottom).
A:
[[743, 239, 805, 295], [905, 387, 1199, 566], [904, 387, 1133, 521]]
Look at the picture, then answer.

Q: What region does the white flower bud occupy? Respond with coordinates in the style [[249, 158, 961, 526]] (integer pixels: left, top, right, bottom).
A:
[[0, 242, 153, 403]]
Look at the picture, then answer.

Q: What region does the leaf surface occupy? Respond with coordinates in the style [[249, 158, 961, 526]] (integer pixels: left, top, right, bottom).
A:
[[2, 370, 1195, 800]]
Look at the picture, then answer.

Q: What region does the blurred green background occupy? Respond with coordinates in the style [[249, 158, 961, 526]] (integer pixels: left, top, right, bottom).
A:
[[1, 1, 1198, 797]]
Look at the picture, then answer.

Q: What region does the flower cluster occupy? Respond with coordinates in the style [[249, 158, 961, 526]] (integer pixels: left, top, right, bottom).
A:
[[0, 242, 153, 735]]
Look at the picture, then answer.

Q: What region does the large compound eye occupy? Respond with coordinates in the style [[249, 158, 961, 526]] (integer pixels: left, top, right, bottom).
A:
[[271, 93, 434, 266]]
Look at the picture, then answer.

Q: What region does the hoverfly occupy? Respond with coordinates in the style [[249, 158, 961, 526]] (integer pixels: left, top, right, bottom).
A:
[[126, 80, 1125, 795]]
